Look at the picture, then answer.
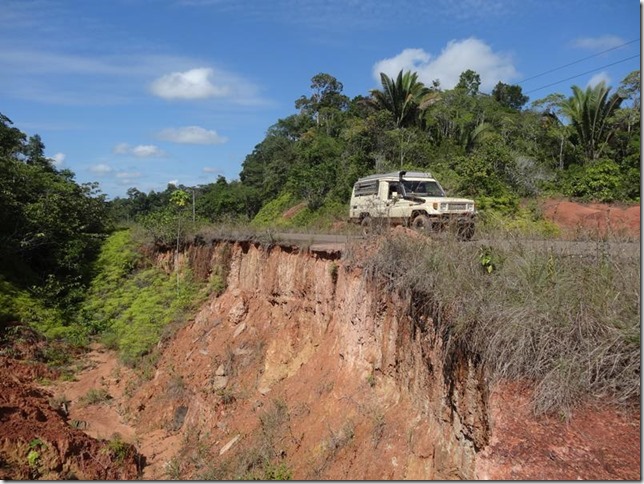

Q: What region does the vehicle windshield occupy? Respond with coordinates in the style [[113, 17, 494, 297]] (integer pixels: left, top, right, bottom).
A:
[[402, 180, 444, 197]]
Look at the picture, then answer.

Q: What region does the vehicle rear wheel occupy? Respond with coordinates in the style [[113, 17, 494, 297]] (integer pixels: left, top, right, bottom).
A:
[[361, 216, 373, 236]]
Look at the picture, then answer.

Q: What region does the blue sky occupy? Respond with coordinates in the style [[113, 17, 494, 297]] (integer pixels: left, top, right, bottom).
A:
[[1, 0, 640, 199]]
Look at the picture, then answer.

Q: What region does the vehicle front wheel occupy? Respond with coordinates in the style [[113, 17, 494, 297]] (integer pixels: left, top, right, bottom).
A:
[[411, 214, 435, 233], [457, 222, 475, 241]]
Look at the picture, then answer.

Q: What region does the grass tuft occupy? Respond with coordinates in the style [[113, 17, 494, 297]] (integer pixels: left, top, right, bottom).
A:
[[359, 233, 640, 415]]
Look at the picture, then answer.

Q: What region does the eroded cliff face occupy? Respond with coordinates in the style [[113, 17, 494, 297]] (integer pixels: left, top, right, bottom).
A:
[[122, 240, 488, 479], [121, 239, 639, 480]]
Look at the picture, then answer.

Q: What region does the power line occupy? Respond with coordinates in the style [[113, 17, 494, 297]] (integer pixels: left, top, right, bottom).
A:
[[517, 38, 640, 85], [524, 54, 640, 94]]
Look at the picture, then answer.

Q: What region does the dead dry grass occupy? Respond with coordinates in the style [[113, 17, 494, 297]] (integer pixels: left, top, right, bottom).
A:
[[355, 232, 640, 416]]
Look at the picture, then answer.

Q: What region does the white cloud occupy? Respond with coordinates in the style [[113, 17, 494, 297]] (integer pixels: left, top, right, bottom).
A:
[[373, 48, 430, 83], [573, 35, 625, 51], [373, 38, 518, 92], [132, 144, 165, 158], [587, 71, 611, 88], [113, 143, 130, 154], [168, 179, 179, 187], [115, 171, 143, 185], [51, 152, 65, 167], [158, 126, 228, 145], [113, 143, 165, 157], [116, 171, 142, 179], [90, 163, 113, 174], [150, 67, 230, 100], [149, 66, 267, 105]]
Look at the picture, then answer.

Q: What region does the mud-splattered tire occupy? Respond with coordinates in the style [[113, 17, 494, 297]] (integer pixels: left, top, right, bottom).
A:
[[412, 214, 439, 234], [411, 214, 429, 231], [361, 216, 373, 236]]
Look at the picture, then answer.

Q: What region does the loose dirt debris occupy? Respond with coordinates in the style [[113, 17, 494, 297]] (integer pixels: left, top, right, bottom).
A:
[[0, 323, 143, 480]]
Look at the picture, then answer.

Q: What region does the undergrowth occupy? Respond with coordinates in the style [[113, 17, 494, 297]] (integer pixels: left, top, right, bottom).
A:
[[76, 229, 207, 366], [0, 277, 74, 342], [357, 233, 640, 416], [250, 192, 348, 231]]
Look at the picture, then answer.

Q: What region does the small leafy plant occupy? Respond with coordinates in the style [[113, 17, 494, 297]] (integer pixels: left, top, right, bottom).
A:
[[79, 387, 112, 406]]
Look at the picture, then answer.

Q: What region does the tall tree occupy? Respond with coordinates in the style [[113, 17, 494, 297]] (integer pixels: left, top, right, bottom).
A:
[[560, 82, 624, 161], [370, 70, 430, 128], [492, 82, 529, 110], [614, 70, 640, 134], [0, 113, 26, 157], [295, 73, 349, 133], [455, 69, 481, 96], [531, 93, 572, 169]]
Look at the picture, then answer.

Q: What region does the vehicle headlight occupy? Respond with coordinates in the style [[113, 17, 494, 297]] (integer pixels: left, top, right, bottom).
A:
[[467, 203, 474, 211], [440, 203, 447, 211]]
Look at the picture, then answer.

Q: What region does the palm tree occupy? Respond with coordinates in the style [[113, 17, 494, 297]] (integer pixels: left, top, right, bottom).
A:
[[560, 82, 623, 161], [370, 70, 430, 128]]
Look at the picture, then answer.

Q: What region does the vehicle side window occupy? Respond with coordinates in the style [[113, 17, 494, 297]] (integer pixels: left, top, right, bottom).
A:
[[354, 180, 379, 197]]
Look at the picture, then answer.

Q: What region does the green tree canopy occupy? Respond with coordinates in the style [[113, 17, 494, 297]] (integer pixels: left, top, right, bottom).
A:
[[370, 70, 430, 128], [560, 82, 623, 161], [492, 82, 529, 110]]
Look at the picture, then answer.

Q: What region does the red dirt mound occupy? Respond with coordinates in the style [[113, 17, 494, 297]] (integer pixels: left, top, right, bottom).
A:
[[541, 199, 640, 238], [0, 325, 143, 480], [478, 382, 640, 480]]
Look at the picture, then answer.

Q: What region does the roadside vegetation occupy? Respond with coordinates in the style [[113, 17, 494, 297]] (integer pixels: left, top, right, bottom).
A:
[[75, 229, 207, 366], [357, 233, 640, 415]]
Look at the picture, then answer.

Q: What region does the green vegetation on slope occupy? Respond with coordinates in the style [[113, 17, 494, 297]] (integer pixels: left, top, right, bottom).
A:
[[0, 277, 67, 340], [76, 229, 206, 366]]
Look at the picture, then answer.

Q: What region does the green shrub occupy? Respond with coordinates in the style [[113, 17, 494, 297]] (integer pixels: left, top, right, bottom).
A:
[[76, 229, 204, 366], [477, 204, 560, 239], [251, 191, 348, 231], [560, 159, 624, 202], [475, 194, 519, 214], [241, 461, 293, 480], [104, 433, 130, 463], [79, 388, 112, 406], [251, 192, 299, 228], [0, 277, 66, 336]]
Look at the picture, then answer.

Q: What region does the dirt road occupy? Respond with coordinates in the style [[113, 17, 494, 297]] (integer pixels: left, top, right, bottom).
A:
[[275, 231, 640, 259]]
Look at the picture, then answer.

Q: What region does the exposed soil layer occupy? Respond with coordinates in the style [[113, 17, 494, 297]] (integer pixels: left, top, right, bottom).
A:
[[541, 198, 640, 239], [0, 199, 639, 480], [477, 382, 640, 480], [0, 324, 143, 480]]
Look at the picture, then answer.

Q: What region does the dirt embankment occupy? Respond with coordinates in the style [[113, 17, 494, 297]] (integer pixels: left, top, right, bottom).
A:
[[0, 326, 143, 480], [0, 199, 640, 480], [541, 199, 640, 239]]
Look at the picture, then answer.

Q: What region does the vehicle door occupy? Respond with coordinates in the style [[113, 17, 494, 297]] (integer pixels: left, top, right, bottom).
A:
[[385, 181, 412, 220]]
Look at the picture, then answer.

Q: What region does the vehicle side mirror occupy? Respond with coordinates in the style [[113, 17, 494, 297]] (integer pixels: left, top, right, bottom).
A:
[[397, 182, 407, 198]]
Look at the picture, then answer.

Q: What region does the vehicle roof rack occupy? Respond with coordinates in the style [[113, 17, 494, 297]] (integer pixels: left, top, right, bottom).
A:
[[356, 171, 433, 183]]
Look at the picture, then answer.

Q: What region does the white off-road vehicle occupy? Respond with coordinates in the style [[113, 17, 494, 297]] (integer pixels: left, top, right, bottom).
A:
[[349, 171, 476, 240]]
